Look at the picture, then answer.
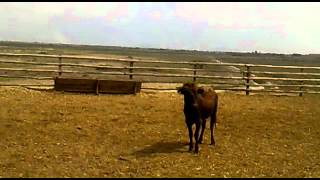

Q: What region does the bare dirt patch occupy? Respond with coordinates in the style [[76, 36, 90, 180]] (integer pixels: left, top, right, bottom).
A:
[[0, 87, 320, 177]]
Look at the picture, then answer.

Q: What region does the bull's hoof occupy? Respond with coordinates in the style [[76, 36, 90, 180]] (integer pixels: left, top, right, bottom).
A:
[[210, 138, 215, 146], [195, 146, 199, 153]]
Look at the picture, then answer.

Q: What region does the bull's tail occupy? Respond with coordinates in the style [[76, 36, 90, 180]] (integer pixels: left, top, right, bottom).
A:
[[212, 97, 218, 129]]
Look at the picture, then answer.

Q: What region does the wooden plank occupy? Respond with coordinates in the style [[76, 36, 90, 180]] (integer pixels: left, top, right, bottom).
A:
[[54, 78, 97, 93], [247, 83, 320, 88], [0, 75, 53, 80], [0, 67, 59, 73], [2, 52, 320, 70], [248, 88, 320, 94], [0, 59, 59, 66], [0, 59, 239, 73], [54, 77, 141, 94], [127, 72, 244, 80], [0, 84, 53, 87], [1, 58, 318, 77], [248, 76, 320, 82], [247, 70, 320, 77], [99, 80, 141, 94]]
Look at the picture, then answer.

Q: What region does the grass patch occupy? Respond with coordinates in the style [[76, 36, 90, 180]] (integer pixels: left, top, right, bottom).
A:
[[0, 87, 319, 177]]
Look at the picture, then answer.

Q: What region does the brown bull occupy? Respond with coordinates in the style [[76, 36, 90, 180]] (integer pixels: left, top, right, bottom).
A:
[[177, 83, 218, 153]]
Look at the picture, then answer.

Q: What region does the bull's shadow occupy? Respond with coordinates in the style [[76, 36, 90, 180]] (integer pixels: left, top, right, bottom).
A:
[[131, 141, 188, 158]]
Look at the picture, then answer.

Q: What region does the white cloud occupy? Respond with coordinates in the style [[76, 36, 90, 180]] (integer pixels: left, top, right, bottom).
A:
[[0, 2, 129, 43], [0, 2, 320, 54]]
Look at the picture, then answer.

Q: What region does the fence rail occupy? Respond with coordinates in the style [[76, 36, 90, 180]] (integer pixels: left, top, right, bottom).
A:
[[0, 53, 320, 96]]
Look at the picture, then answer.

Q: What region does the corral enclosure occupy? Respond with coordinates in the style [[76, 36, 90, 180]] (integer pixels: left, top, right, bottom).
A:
[[1, 42, 320, 177], [1, 41, 320, 95]]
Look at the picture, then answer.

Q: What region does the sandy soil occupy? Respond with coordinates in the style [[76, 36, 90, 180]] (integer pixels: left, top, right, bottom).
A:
[[0, 87, 320, 177]]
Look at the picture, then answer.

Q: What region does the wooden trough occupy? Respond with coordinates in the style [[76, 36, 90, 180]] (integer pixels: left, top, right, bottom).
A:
[[54, 77, 141, 94]]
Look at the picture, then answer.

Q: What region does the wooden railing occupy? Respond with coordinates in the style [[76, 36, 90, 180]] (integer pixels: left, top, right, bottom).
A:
[[0, 53, 320, 96]]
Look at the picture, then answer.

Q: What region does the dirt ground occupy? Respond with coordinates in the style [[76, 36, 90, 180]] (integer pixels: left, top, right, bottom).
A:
[[0, 87, 320, 178]]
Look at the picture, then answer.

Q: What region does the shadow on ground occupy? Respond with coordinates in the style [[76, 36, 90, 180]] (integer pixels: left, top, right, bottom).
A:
[[131, 141, 188, 158]]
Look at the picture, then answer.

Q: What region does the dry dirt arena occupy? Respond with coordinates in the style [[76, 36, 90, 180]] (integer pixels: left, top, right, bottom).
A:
[[0, 86, 320, 178]]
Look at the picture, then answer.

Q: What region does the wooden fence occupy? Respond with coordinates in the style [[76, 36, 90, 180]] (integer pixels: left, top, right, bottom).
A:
[[0, 52, 320, 96]]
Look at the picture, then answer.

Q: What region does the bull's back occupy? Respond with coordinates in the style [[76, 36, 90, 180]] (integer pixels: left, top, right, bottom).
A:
[[197, 90, 218, 119]]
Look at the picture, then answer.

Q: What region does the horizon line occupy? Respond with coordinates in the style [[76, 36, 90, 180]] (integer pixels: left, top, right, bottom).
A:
[[0, 40, 314, 56]]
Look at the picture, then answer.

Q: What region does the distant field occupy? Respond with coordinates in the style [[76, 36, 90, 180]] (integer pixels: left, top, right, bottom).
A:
[[1, 41, 320, 66]]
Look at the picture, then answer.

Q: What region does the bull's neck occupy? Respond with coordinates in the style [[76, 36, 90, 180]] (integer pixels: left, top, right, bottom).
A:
[[183, 93, 196, 107]]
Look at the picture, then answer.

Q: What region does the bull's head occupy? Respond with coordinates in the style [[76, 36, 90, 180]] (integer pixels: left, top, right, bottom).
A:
[[177, 83, 198, 95]]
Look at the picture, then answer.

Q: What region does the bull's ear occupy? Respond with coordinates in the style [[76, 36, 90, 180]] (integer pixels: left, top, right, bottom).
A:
[[197, 88, 205, 94], [177, 87, 182, 93]]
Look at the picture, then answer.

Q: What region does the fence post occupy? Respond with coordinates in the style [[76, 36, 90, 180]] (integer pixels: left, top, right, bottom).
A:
[[245, 65, 250, 96], [58, 55, 62, 77], [193, 64, 197, 82], [299, 68, 304, 97], [129, 61, 134, 79], [96, 80, 100, 95]]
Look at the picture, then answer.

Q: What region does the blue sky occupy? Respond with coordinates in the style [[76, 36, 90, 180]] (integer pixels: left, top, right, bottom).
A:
[[1, 2, 320, 54]]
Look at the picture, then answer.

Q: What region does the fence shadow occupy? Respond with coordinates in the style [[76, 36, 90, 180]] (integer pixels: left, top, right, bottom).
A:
[[131, 141, 188, 158]]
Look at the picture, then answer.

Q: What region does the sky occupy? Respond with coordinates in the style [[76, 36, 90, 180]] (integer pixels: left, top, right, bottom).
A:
[[1, 2, 320, 54]]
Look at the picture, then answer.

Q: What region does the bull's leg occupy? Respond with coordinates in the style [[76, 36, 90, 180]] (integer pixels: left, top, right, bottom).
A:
[[199, 119, 206, 144], [187, 124, 193, 151], [194, 121, 201, 153], [210, 114, 217, 146]]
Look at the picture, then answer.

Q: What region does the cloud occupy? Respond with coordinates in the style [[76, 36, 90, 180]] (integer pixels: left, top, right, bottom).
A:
[[174, 3, 285, 31], [0, 2, 135, 44], [172, 2, 320, 53], [149, 11, 162, 21], [0, 2, 320, 54]]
